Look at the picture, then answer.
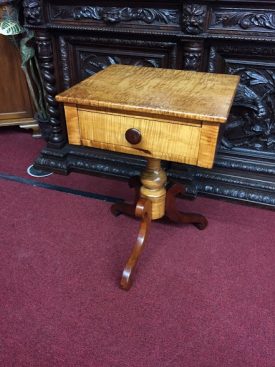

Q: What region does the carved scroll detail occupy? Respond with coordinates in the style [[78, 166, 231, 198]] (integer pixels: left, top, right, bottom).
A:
[[214, 11, 275, 31], [52, 6, 178, 25], [208, 46, 275, 152], [79, 53, 160, 80], [223, 67, 275, 151]]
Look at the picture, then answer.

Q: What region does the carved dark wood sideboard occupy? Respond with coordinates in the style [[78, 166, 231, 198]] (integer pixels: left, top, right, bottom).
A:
[[24, 0, 275, 207]]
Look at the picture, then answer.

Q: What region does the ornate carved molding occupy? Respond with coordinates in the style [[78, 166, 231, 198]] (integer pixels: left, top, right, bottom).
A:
[[23, 0, 42, 25], [33, 146, 275, 207], [196, 167, 275, 189], [182, 4, 207, 34], [59, 37, 71, 89], [51, 6, 178, 25], [34, 145, 145, 178], [224, 67, 275, 152], [58, 36, 177, 84], [221, 44, 275, 57], [213, 11, 275, 31], [196, 180, 275, 206], [215, 155, 275, 175], [80, 53, 160, 79]]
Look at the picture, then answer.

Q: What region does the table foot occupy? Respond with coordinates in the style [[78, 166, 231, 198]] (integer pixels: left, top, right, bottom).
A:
[[120, 198, 152, 290], [165, 183, 208, 230]]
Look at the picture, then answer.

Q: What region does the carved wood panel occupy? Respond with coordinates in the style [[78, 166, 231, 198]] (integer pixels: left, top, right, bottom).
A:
[[209, 7, 275, 34], [57, 36, 178, 88], [207, 43, 275, 153]]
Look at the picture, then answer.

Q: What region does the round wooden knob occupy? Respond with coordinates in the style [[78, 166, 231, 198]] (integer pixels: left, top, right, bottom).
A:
[[125, 128, 142, 145]]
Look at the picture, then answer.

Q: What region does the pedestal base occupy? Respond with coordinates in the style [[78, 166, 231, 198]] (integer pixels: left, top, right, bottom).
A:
[[111, 158, 207, 290]]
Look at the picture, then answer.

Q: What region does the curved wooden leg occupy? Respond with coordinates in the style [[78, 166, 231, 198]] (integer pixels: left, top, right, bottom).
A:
[[165, 184, 208, 230], [120, 198, 152, 290]]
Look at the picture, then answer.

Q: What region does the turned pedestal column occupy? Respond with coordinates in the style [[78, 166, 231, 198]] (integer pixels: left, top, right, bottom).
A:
[[140, 158, 167, 220], [112, 158, 208, 290]]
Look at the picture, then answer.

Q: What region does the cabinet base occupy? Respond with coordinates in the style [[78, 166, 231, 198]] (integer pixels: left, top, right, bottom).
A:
[[33, 144, 275, 208]]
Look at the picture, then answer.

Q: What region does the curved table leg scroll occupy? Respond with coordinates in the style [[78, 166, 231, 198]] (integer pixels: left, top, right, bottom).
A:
[[165, 184, 208, 230], [120, 198, 152, 290]]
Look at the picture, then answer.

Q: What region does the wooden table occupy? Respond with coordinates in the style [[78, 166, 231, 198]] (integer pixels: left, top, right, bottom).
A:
[[56, 65, 239, 290]]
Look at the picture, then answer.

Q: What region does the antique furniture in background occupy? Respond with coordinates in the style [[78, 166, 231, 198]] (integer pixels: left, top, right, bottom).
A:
[[23, 0, 275, 207], [0, 34, 38, 135], [56, 64, 239, 289]]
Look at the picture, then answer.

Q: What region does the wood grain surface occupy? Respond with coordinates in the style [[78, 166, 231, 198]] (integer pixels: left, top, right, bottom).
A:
[[77, 108, 202, 166], [56, 65, 239, 123], [64, 104, 81, 145]]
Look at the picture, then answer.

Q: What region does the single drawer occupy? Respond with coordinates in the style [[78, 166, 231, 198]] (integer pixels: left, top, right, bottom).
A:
[[77, 108, 202, 166]]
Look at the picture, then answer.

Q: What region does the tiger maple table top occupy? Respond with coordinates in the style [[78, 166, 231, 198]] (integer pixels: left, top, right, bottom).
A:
[[56, 65, 239, 124]]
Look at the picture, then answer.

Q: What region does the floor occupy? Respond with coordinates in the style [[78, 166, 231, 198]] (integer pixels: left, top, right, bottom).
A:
[[0, 127, 274, 367]]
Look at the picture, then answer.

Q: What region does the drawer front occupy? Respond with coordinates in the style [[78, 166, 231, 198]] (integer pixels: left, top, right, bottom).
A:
[[78, 109, 201, 165]]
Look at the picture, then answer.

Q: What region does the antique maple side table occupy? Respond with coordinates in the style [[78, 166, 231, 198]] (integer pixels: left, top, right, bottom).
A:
[[56, 65, 239, 290]]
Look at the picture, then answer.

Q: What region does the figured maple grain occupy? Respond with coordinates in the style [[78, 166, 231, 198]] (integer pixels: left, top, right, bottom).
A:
[[56, 65, 239, 123], [140, 158, 167, 220], [64, 104, 81, 145], [77, 108, 202, 166], [197, 122, 220, 168]]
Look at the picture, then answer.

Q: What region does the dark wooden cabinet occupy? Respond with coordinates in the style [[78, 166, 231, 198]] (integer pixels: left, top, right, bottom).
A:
[[24, 0, 275, 207]]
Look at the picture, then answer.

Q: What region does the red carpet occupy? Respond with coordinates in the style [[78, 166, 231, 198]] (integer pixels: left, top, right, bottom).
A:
[[0, 127, 275, 366], [0, 127, 132, 201]]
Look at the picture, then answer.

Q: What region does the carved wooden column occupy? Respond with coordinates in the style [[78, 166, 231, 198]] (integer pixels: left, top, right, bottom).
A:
[[23, 0, 65, 147], [140, 158, 167, 220], [35, 31, 65, 147]]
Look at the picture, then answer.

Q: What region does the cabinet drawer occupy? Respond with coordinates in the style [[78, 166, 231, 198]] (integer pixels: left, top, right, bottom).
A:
[[77, 108, 202, 165]]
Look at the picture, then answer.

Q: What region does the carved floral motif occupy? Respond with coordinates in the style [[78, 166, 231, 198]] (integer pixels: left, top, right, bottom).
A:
[[79, 53, 159, 79], [222, 68, 275, 151], [214, 11, 275, 30], [182, 4, 206, 34], [52, 6, 178, 25]]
